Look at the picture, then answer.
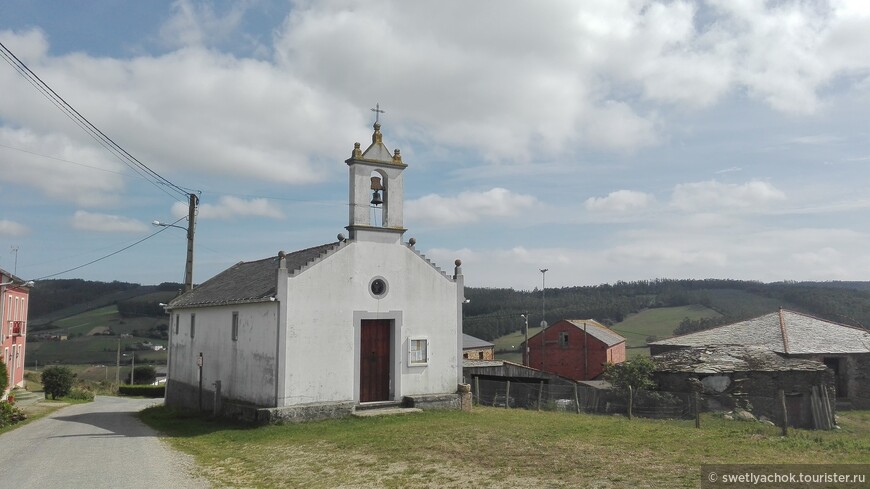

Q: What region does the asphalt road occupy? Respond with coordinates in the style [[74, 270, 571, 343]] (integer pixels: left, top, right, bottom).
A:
[[0, 396, 210, 489]]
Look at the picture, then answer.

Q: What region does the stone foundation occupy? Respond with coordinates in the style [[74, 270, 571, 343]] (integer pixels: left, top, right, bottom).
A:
[[402, 392, 461, 410]]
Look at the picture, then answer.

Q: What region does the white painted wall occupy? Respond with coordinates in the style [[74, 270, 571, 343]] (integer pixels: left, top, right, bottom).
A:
[[169, 302, 279, 406], [169, 239, 461, 409], [280, 240, 459, 406]]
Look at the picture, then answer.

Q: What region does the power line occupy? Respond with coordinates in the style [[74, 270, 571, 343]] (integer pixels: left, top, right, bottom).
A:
[[0, 40, 190, 203], [32, 216, 187, 281]]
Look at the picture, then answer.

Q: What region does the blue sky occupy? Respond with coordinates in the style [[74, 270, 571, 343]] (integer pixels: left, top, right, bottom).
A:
[[1, 0, 869, 289]]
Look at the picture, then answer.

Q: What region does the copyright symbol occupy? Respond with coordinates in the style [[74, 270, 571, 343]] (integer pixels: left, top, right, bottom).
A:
[[708, 472, 718, 482]]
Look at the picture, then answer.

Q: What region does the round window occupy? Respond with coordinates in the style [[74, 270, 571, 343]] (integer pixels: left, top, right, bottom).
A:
[[370, 278, 387, 297]]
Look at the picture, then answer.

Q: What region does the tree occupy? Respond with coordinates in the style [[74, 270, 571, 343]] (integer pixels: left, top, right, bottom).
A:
[[603, 357, 657, 419], [0, 358, 8, 396], [126, 365, 157, 385], [41, 366, 75, 400]]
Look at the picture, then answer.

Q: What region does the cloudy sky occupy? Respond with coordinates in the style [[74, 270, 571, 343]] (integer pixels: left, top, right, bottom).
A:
[[1, 0, 869, 289]]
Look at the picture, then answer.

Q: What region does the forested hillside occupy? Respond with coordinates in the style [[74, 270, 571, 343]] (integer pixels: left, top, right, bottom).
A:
[[464, 279, 870, 341], [24, 278, 870, 342], [28, 279, 183, 327]]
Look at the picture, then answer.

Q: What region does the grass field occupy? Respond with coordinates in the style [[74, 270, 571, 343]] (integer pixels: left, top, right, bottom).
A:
[[612, 305, 721, 358], [141, 406, 870, 488], [27, 303, 168, 365]]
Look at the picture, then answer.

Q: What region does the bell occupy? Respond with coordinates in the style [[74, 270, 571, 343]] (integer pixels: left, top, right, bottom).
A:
[[371, 190, 383, 206], [370, 176, 384, 191]]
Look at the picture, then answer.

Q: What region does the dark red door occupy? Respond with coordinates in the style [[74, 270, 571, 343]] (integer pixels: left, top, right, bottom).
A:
[[360, 320, 391, 402]]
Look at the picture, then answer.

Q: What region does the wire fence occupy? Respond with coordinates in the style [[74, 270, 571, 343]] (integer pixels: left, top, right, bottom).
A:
[[467, 376, 837, 431]]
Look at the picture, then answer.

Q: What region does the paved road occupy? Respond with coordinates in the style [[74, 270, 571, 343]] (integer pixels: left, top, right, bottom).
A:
[[0, 396, 210, 489]]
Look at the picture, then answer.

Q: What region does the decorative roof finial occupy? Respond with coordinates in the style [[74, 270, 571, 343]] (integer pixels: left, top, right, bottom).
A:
[[352, 142, 362, 158], [372, 123, 383, 144]]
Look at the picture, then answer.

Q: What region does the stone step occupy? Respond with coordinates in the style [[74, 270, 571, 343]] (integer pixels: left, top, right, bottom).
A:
[[352, 407, 422, 418], [353, 400, 404, 411]]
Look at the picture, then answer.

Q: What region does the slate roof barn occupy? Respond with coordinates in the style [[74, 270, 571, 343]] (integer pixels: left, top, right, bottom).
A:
[[462, 334, 494, 360], [650, 309, 870, 408]]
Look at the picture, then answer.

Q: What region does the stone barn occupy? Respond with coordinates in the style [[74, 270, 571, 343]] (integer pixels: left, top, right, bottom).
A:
[[462, 334, 494, 360], [653, 345, 836, 429], [650, 309, 870, 409]]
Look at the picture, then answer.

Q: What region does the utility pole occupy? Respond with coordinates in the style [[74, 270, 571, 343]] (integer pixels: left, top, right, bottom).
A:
[[184, 193, 198, 292], [115, 337, 121, 388], [131, 354, 135, 385]]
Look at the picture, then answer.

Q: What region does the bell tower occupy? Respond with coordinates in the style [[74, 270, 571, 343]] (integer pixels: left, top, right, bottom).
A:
[[345, 122, 407, 243]]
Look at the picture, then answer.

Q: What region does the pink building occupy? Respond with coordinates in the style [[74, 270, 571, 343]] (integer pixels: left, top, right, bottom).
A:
[[1, 270, 32, 394]]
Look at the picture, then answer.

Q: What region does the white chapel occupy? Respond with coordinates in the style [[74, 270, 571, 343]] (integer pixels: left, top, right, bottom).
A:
[[166, 121, 466, 420]]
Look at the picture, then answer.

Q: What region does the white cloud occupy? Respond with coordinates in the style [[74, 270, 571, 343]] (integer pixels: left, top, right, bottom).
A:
[[406, 188, 538, 226], [671, 180, 786, 211], [585, 190, 655, 213], [159, 0, 250, 49], [71, 211, 148, 233], [172, 195, 283, 220], [0, 219, 29, 237], [0, 128, 126, 207]]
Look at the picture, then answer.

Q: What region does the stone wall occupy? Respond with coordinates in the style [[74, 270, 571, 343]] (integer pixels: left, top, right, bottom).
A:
[[655, 369, 834, 429], [462, 348, 494, 360]]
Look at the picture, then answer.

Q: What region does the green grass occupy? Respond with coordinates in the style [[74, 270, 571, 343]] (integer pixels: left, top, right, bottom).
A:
[[140, 406, 870, 489], [612, 305, 721, 358], [28, 336, 166, 365], [491, 326, 542, 359]]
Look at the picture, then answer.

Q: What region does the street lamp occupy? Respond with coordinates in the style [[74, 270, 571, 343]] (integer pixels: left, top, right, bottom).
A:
[[539, 268, 548, 371], [520, 313, 529, 366], [0, 280, 34, 287]]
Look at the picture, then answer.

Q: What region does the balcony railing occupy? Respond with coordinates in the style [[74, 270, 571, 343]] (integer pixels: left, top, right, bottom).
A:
[[10, 321, 23, 336]]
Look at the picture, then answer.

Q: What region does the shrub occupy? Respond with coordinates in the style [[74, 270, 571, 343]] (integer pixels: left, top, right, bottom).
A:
[[41, 366, 75, 400], [126, 365, 157, 385], [65, 387, 95, 401], [0, 401, 26, 427], [0, 358, 8, 395]]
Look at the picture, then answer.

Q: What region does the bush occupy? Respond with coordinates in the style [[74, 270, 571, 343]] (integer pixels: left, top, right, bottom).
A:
[[65, 387, 95, 401], [0, 401, 26, 427], [118, 384, 165, 398], [0, 358, 7, 395], [41, 366, 75, 400], [126, 365, 157, 385]]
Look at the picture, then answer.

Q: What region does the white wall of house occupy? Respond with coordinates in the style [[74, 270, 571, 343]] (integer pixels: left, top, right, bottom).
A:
[[170, 302, 279, 406], [279, 240, 460, 406]]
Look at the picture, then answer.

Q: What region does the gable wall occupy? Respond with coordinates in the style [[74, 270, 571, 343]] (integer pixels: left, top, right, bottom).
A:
[[280, 240, 460, 405]]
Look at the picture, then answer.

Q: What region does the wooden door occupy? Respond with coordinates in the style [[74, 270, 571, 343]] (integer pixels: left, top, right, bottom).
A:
[[360, 320, 391, 402]]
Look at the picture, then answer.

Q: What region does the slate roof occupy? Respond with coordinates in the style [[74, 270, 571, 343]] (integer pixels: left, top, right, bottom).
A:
[[654, 345, 829, 374], [565, 320, 625, 347], [650, 309, 870, 355], [462, 334, 494, 350], [169, 242, 338, 308]]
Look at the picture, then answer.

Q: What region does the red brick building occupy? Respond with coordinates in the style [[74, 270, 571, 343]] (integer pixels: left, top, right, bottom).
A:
[[527, 319, 626, 381], [1, 270, 32, 395]]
